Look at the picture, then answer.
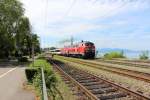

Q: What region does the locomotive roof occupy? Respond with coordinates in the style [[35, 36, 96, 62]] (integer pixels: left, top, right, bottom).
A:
[[79, 41, 94, 44], [63, 41, 94, 48]]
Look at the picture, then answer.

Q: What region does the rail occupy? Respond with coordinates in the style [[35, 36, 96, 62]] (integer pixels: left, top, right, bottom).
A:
[[97, 59, 150, 69], [41, 67, 48, 100], [52, 59, 150, 100], [53, 62, 98, 100], [60, 57, 150, 83]]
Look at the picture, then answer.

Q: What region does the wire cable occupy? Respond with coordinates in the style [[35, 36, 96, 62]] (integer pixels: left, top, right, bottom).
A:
[[61, 0, 76, 20], [92, 0, 129, 19]]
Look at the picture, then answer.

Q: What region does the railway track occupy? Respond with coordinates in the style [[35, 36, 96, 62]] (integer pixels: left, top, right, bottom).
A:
[[112, 59, 150, 64], [51, 59, 150, 100], [58, 56, 150, 83], [96, 59, 150, 69]]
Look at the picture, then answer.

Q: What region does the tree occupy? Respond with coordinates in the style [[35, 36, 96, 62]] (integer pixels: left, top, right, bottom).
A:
[[15, 17, 32, 56], [0, 0, 40, 58], [139, 51, 149, 60], [49, 47, 57, 50], [0, 0, 24, 58], [31, 34, 41, 55]]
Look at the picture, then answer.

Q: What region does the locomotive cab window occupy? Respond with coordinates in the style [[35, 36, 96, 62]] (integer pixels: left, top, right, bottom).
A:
[[80, 43, 84, 46], [85, 43, 94, 46]]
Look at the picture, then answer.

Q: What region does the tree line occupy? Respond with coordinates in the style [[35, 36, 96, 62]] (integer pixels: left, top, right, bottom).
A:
[[0, 0, 40, 59], [102, 51, 149, 60]]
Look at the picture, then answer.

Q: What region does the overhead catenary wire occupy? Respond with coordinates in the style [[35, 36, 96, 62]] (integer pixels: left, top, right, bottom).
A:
[[42, 0, 133, 48], [43, 0, 48, 48], [92, 0, 129, 18], [44, 0, 48, 28], [59, 0, 128, 46], [61, 0, 77, 20], [59, 0, 77, 46], [43, 0, 77, 48]]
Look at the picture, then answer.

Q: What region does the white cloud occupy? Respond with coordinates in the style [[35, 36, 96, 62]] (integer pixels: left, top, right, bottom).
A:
[[21, 0, 150, 48]]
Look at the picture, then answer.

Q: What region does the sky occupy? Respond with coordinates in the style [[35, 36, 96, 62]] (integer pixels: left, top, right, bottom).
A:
[[21, 0, 150, 50]]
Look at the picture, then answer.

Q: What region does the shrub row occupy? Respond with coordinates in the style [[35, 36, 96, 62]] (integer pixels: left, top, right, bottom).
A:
[[18, 57, 28, 62], [25, 68, 39, 82], [103, 51, 125, 59], [25, 58, 61, 99]]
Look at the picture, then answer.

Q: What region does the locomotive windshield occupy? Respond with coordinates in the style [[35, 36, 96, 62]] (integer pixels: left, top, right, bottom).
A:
[[85, 42, 94, 46]]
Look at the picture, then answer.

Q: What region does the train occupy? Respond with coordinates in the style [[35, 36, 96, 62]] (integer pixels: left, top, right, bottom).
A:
[[61, 41, 95, 59], [49, 48, 61, 55]]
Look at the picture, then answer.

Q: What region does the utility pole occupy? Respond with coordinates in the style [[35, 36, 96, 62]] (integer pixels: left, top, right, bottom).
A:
[[32, 43, 34, 66], [31, 35, 34, 67], [71, 36, 74, 46]]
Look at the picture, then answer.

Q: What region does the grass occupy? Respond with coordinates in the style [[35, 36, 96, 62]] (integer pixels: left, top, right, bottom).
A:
[[26, 58, 76, 100], [87, 60, 150, 74], [26, 59, 56, 100], [29, 59, 52, 71], [55, 56, 150, 97], [51, 73, 76, 100]]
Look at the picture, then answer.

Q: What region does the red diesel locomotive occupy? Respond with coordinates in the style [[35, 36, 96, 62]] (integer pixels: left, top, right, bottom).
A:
[[61, 41, 95, 59]]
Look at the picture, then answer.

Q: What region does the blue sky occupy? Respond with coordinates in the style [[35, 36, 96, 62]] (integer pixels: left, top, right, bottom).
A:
[[21, 0, 150, 50]]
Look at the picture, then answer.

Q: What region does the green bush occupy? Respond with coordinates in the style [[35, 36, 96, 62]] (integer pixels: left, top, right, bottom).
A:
[[104, 51, 125, 59], [25, 68, 42, 99], [28, 59, 61, 99], [32, 71, 42, 96], [25, 68, 39, 82], [18, 57, 28, 62], [139, 51, 149, 60]]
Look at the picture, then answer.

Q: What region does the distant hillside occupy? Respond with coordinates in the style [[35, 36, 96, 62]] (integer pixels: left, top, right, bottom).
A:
[[97, 48, 140, 53]]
